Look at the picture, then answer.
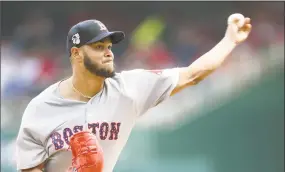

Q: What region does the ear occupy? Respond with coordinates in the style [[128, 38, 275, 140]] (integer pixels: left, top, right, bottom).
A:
[[70, 47, 83, 62], [71, 47, 79, 57]]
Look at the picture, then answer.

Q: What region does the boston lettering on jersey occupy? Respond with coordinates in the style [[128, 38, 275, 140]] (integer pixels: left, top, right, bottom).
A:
[[50, 122, 121, 150]]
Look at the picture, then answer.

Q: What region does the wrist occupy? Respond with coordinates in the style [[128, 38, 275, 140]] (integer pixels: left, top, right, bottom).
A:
[[222, 36, 238, 48]]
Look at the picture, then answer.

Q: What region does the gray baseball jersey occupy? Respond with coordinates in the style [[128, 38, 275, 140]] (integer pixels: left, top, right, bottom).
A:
[[16, 68, 179, 172]]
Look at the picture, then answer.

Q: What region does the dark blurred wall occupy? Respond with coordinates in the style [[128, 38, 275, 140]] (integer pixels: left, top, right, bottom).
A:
[[2, 2, 283, 37]]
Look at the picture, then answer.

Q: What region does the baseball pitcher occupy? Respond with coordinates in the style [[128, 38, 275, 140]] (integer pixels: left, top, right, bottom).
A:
[[16, 14, 252, 172]]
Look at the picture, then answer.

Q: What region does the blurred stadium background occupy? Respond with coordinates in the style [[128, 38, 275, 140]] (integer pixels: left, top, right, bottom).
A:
[[1, 1, 284, 172]]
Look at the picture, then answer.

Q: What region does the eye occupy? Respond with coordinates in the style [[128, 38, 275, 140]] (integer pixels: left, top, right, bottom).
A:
[[108, 45, 112, 50], [95, 45, 104, 50]]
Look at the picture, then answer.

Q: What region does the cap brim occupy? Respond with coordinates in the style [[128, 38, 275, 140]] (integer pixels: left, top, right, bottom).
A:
[[86, 31, 125, 45]]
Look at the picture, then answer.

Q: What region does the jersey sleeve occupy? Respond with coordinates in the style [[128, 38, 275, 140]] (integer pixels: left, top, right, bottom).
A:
[[16, 101, 48, 170], [120, 68, 179, 116]]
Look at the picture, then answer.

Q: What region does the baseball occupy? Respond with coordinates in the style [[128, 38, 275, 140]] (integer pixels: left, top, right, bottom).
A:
[[227, 13, 245, 28]]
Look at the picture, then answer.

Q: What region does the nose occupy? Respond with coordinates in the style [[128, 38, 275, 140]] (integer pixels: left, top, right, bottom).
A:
[[104, 49, 112, 58]]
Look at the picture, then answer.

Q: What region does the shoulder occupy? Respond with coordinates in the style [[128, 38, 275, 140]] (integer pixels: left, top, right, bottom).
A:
[[113, 69, 160, 84], [21, 82, 59, 122], [116, 68, 180, 84], [119, 68, 179, 77], [118, 69, 161, 76], [104, 70, 147, 99], [104, 68, 179, 92], [107, 69, 146, 87]]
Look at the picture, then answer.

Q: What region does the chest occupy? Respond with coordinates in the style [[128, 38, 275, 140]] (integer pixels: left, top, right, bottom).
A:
[[44, 91, 137, 160]]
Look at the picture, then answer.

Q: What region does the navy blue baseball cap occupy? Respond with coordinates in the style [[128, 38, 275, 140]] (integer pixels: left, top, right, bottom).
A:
[[66, 19, 125, 56]]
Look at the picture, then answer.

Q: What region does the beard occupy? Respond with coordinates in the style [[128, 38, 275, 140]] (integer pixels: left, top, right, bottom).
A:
[[83, 54, 115, 78]]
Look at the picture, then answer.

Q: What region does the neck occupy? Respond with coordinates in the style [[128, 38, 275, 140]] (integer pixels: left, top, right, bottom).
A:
[[71, 69, 105, 98]]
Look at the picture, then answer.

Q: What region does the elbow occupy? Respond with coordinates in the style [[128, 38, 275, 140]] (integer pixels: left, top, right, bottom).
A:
[[187, 69, 213, 85], [189, 79, 199, 85], [187, 77, 202, 85]]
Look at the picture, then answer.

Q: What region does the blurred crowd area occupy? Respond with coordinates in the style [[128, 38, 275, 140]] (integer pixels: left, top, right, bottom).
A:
[[1, 2, 284, 100], [1, 2, 284, 171]]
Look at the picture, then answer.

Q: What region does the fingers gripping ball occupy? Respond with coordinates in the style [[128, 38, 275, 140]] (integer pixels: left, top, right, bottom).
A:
[[67, 131, 104, 172], [227, 13, 245, 28]]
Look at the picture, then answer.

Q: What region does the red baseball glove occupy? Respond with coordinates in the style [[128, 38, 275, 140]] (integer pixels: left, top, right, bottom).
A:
[[67, 131, 104, 172]]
